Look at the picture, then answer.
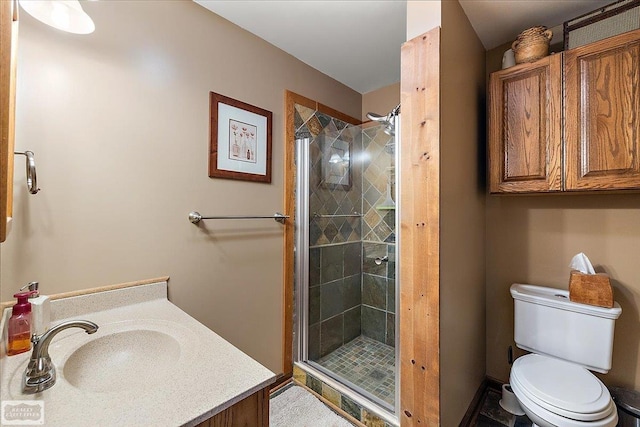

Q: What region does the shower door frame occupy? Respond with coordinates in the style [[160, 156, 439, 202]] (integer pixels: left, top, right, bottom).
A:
[[291, 108, 401, 424], [282, 91, 363, 380]]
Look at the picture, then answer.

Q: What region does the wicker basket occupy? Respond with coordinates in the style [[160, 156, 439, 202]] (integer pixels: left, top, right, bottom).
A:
[[512, 26, 553, 64]]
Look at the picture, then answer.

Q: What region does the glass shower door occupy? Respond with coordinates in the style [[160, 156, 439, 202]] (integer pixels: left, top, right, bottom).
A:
[[296, 114, 398, 411]]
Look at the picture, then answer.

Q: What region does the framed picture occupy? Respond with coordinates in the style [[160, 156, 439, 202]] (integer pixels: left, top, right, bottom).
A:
[[322, 136, 351, 190], [209, 92, 272, 183]]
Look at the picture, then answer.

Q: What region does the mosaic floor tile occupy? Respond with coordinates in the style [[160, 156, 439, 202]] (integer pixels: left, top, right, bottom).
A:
[[317, 335, 395, 406]]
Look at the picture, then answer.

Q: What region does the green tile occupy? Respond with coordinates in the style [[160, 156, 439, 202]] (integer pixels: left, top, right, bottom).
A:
[[363, 274, 387, 309], [306, 374, 322, 394], [341, 394, 362, 421], [361, 306, 386, 343]]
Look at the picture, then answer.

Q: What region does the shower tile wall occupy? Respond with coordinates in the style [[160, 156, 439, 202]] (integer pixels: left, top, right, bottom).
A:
[[362, 242, 395, 347], [294, 103, 364, 246], [361, 125, 395, 244], [361, 125, 396, 347], [309, 242, 362, 359]]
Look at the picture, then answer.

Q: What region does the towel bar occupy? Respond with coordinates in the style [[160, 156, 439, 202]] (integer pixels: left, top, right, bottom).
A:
[[188, 211, 289, 225]]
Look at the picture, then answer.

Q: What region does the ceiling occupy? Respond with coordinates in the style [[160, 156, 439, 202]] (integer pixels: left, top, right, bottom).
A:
[[194, 0, 613, 94]]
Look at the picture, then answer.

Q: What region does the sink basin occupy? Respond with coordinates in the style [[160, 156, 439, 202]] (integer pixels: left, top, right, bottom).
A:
[[63, 329, 182, 392]]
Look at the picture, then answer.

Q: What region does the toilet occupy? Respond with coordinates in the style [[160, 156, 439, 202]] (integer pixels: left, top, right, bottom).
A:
[[510, 283, 622, 427]]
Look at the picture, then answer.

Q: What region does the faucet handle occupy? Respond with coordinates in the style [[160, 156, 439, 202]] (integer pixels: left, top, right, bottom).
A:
[[375, 255, 389, 265], [20, 281, 39, 292], [23, 320, 98, 394]]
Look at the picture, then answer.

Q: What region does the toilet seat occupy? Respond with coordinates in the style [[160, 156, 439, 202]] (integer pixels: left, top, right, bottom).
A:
[[511, 354, 616, 423], [512, 379, 618, 427]]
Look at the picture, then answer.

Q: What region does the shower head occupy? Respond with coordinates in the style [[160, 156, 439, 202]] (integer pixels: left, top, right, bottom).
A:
[[367, 104, 400, 122], [368, 104, 400, 137], [366, 112, 389, 123], [367, 112, 394, 135]]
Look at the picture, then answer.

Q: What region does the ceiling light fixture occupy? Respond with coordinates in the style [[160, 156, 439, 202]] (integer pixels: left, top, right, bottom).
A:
[[19, 0, 95, 34]]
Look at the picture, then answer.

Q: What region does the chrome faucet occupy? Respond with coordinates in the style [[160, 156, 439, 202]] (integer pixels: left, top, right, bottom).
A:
[[23, 320, 98, 393]]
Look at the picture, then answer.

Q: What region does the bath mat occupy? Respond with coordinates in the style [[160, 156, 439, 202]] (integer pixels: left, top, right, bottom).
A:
[[270, 384, 354, 427]]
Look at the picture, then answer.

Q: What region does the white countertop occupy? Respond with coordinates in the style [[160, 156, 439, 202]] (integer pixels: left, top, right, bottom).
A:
[[0, 281, 276, 426]]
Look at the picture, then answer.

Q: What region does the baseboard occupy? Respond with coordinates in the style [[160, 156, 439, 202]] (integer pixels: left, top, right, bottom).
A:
[[269, 373, 292, 393], [459, 376, 505, 427], [485, 376, 504, 392], [459, 378, 489, 427]]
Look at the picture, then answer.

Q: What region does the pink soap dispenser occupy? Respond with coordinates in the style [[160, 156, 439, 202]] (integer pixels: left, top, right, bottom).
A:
[[7, 291, 33, 356]]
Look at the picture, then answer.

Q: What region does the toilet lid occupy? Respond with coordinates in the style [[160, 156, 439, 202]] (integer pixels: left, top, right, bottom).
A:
[[511, 354, 613, 421]]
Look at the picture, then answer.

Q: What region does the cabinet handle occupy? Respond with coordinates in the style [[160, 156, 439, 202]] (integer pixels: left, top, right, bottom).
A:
[[14, 151, 40, 194]]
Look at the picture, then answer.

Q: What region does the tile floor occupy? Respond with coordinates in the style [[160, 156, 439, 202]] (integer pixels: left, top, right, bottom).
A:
[[317, 335, 395, 406], [475, 387, 532, 427]]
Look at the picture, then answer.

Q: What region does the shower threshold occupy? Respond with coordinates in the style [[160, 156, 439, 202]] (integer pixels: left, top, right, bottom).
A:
[[299, 358, 398, 426]]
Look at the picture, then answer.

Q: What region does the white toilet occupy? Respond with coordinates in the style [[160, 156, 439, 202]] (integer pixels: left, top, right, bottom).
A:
[[510, 283, 622, 427]]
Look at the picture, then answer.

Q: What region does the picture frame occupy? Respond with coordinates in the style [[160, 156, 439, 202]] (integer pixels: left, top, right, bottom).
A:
[[322, 136, 351, 190], [209, 92, 272, 183]]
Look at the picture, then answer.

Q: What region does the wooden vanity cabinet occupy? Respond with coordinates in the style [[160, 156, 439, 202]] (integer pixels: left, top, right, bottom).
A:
[[488, 54, 562, 193], [564, 29, 640, 191], [489, 28, 640, 194], [193, 387, 269, 427]]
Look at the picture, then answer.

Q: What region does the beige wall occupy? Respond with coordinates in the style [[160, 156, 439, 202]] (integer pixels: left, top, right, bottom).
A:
[[440, 1, 487, 425], [0, 1, 361, 374], [407, 1, 442, 41], [361, 82, 400, 122], [485, 46, 640, 389]]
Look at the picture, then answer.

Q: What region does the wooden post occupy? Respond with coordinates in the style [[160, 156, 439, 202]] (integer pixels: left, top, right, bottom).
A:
[[399, 27, 441, 426]]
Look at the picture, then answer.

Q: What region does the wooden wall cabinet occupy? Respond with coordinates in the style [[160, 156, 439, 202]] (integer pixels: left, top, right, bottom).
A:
[[489, 54, 562, 193], [489, 28, 640, 194], [1, 0, 18, 242], [564, 30, 640, 191]]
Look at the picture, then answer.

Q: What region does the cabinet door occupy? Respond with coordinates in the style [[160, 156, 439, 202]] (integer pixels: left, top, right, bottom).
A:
[[564, 29, 640, 191], [1, 0, 18, 242], [194, 387, 269, 427], [489, 54, 562, 193]]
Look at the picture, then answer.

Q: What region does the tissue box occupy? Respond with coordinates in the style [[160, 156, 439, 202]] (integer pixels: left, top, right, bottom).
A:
[[569, 270, 614, 308]]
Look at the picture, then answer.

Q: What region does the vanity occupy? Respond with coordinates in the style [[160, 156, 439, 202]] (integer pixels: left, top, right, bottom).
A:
[[0, 279, 276, 426]]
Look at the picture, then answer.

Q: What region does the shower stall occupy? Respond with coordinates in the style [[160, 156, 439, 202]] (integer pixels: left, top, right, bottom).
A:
[[294, 104, 400, 419]]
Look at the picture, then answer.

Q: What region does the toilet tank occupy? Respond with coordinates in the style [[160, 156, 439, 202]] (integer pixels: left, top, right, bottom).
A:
[[511, 283, 622, 374]]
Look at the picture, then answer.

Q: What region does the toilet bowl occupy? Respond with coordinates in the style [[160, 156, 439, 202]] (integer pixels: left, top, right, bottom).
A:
[[509, 284, 623, 427], [510, 354, 618, 427]]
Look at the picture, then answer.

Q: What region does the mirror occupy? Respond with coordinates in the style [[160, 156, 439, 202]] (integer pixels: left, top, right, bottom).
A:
[[1, 0, 18, 242]]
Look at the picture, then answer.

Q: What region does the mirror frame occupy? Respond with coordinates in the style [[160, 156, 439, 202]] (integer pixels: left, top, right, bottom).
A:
[[0, 0, 18, 242]]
